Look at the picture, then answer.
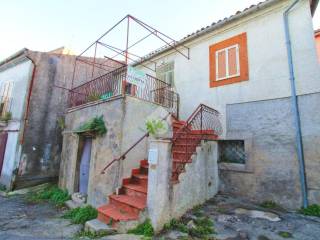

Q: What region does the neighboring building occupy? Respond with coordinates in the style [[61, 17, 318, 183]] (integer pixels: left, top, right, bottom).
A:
[[59, 0, 320, 233], [315, 29, 320, 62], [0, 48, 119, 190]]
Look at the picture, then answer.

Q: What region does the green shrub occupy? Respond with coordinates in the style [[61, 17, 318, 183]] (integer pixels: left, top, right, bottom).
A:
[[0, 112, 12, 123], [27, 185, 70, 206], [127, 219, 154, 237], [278, 231, 293, 238], [76, 116, 107, 136], [63, 206, 98, 224], [299, 204, 320, 217], [145, 118, 167, 136]]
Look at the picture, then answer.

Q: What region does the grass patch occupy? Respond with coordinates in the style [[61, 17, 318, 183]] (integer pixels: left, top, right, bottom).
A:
[[260, 201, 279, 209], [0, 184, 6, 192], [299, 204, 320, 217], [74, 230, 108, 239], [62, 206, 97, 224], [278, 231, 293, 238], [192, 204, 204, 217], [127, 219, 154, 237], [27, 185, 70, 206], [163, 217, 214, 239], [189, 217, 214, 238], [163, 218, 188, 233]]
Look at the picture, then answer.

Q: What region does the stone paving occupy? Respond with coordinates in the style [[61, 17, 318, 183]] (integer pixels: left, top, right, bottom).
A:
[[156, 194, 320, 240], [0, 193, 320, 240], [0, 194, 81, 240]]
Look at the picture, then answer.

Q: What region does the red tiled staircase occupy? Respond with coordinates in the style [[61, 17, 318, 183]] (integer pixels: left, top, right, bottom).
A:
[[171, 118, 218, 183], [97, 159, 148, 226]]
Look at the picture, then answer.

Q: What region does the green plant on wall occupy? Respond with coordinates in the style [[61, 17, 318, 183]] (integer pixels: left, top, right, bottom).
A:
[[57, 117, 65, 130], [145, 118, 167, 137], [87, 92, 101, 102], [76, 115, 107, 136], [0, 112, 12, 123]]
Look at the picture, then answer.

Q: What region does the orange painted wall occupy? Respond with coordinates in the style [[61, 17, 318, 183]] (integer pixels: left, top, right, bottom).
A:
[[315, 31, 320, 63]]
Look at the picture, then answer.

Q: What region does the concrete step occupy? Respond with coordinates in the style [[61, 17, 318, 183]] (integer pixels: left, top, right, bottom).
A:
[[85, 218, 116, 235]]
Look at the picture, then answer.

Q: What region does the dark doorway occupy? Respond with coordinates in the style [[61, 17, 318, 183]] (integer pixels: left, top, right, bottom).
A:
[[0, 131, 8, 176]]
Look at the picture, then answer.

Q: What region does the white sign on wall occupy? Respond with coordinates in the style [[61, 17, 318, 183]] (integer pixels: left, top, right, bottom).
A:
[[148, 148, 158, 165], [126, 66, 147, 88]]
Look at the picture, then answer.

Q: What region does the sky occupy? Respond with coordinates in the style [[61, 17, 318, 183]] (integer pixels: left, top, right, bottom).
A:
[[0, 0, 319, 61]]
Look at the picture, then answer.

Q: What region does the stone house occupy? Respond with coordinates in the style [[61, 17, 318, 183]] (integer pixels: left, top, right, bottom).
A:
[[0, 48, 119, 190], [59, 0, 320, 232]]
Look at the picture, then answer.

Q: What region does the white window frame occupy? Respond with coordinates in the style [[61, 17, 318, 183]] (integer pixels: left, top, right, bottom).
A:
[[215, 44, 240, 81], [156, 62, 174, 86]]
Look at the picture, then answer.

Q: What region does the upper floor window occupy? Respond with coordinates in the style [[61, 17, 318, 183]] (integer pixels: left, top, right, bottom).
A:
[[209, 33, 248, 87], [0, 82, 13, 117], [156, 62, 174, 86]]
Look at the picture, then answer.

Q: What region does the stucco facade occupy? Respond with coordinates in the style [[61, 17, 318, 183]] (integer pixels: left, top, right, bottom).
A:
[[134, 0, 320, 208], [59, 96, 169, 207], [0, 49, 109, 190]]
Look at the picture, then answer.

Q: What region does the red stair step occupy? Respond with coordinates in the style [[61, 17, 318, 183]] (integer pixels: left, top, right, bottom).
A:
[[122, 183, 147, 198], [110, 194, 146, 210], [98, 204, 139, 223]]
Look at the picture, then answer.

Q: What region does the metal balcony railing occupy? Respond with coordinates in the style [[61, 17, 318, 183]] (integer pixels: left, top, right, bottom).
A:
[[68, 66, 179, 118]]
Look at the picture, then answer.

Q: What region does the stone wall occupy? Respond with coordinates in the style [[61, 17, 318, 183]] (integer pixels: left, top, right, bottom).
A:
[[15, 52, 78, 188], [220, 92, 320, 208], [59, 96, 169, 207]]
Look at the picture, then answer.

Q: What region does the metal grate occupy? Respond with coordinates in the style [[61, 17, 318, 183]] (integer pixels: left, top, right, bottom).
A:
[[218, 140, 245, 164]]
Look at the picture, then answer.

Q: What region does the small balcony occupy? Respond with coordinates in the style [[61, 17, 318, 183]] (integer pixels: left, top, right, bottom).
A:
[[68, 66, 180, 117]]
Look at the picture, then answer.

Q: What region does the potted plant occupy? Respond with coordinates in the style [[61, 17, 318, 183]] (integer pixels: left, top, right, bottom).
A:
[[145, 118, 168, 138]]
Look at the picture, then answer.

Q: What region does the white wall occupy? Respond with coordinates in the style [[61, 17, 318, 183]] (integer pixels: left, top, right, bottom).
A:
[[138, 0, 320, 136], [0, 59, 33, 188], [0, 59, 33, 120], [0, 132, 21, 188]]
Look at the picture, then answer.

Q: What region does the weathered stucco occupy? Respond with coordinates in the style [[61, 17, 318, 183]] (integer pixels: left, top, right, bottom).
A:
[[134, 0, 320, 209], [0, 59, 33, 188], [59, 96, 170, 207], [147, 139, 219, 232], [220, 93, 320, 208]]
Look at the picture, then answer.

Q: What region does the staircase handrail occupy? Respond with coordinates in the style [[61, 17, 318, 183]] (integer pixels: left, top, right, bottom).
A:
[[173, 103, 222, 141], [101, 112, 171, 174]]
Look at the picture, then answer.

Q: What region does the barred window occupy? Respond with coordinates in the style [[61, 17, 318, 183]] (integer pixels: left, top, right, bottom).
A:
[[218, 140, 245, 164]]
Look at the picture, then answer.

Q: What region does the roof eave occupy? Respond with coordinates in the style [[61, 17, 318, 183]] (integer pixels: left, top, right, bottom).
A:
[[0, 48, 29, 68]]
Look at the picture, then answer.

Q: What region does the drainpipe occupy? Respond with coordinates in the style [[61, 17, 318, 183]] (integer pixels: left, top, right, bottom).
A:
[[283, 0, 308, 208]]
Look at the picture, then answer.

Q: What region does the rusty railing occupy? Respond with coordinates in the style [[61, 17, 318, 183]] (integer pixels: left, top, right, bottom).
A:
[[68, 66, 179, 117], [101, 113, 171, 174], [172, 104, 222, 181]]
